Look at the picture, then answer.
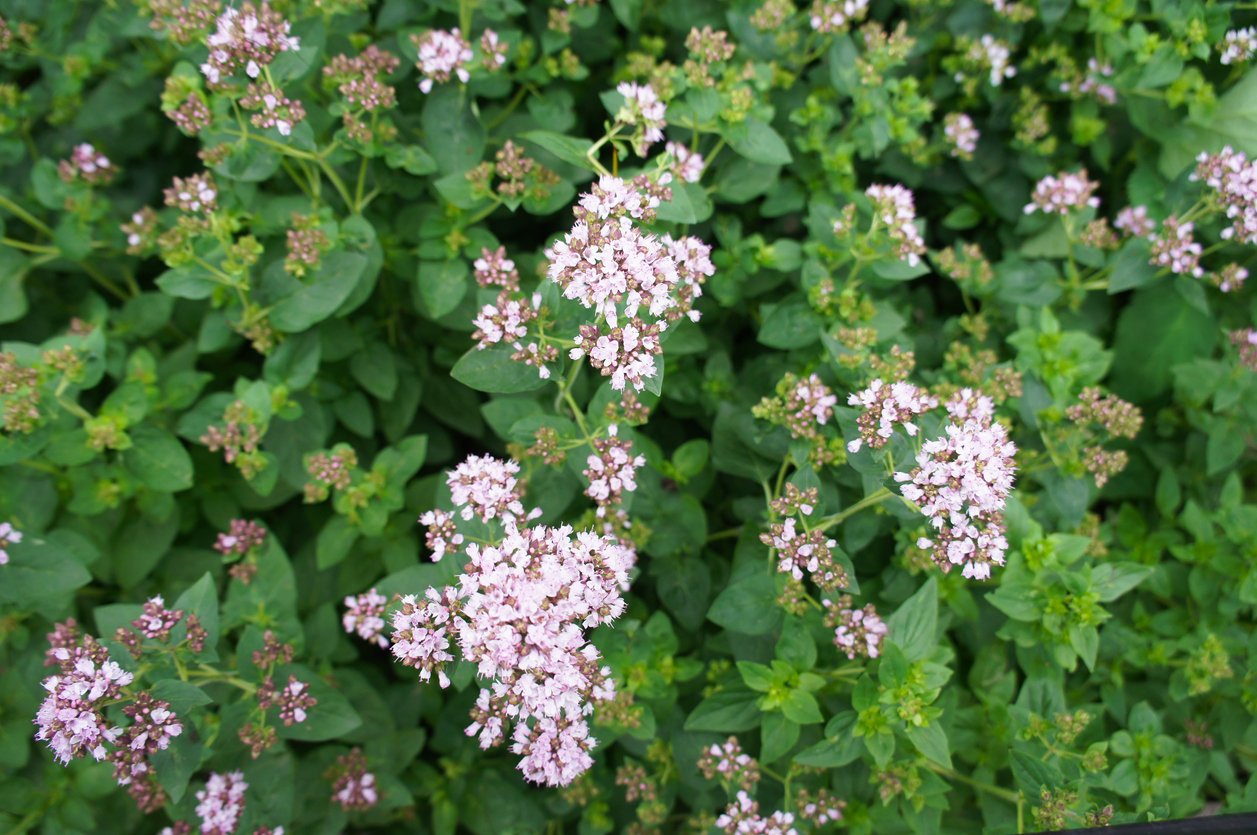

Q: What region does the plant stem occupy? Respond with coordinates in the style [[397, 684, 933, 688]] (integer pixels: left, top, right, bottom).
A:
[[0, 194, 54, 237], [924, 762, 1020, 804], [815, 487, 895, 532]]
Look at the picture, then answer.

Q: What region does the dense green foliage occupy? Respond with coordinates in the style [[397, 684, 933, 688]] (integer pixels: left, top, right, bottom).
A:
[[3, 0, 1257, 834]]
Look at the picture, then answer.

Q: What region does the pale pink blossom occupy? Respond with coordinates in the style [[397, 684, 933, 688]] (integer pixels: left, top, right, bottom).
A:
[[412, 28, 472, 93], [195, 771, 248, 835], [0, 521, 20, 565], [343, 589, 389, 648]]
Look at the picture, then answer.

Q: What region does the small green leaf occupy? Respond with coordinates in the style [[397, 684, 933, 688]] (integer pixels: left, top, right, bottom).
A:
[[760, 712, 800, 763], [886, 576, 938, 663], [123, 425, 194, 492], [417, 259, 469, 319], [724, 118, 793, 165], [906, 722, 952, 768], [0, 535, 92, 603], [708, 571, 782, 635], [685, 685, 763, 732], [452, 344, 552, 394], [780, 689, 823, 725], [317, 515, 360, 570], [520, 130, 596, 171]]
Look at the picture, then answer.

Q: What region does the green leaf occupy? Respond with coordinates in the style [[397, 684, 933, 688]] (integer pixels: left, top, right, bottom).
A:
[[122, 425, 194, 492], [1111, 282, 1216, 401], [656, 556, 711, 632], [150, 732, 204, 804], [222, 538, 302, 645], [350, 341, 400, 401], [780, 689, 823, 725], [317, 515, 360, 570], [384, 144, 438, 176], [1107, 238, 1157, 293], [986, 582, 1039, 621], [684, 685, 763, 732], [173, 572, 220, 659], [871, 257, 930, 281], [519, 130, 596, 171], [267, 252, 369, 333], [452, 344, 552, 393], [156, 264, 219, 300], [776, 616, 817, 671], [113, 510, 180, 588], [656, 182, 713, 224], [273, 663, 363, 741], [758, 298, 820, 349], [760, 712, 800, 763], [905, 723, 952, 768], [423, 85, 487, 174], [737, 660, 776, 692], [1070, 624, 1100, 671], [795, 733, 863, 768], [150, 680, 213, 717], [417, 259, 469, 319], [1091, 562, 1154, 602], [708, 571, 782, 635], [886, 576, 937, 663], [1011, 749, 1063, 796], [0, 535, 92, 603], [724, 117, 793, 165]]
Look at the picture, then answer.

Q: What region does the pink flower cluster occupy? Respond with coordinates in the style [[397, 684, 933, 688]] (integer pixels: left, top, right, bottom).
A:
[[391, 517, 633, 786], [331, 748, 379, 811], [1222, 28, 1257, 64], [761, 519, 847, 592], [716, 791, 798, 835], [111, 691, 184, 812], [342, 588, 389, 648], [1061, 58, 1117, 105], [584, 424, 646, 515], [781, 373, 839, 439], [615, 81, 666, 155], [549, 175, 714, 388], [473, 245, 520, 289], [412, 28, 472, 93], [847, 378, 937, 452], [472, 291, 540, 351], [808, 0, 869, 33], [240, 80, 305, 136], [943, 113, 979, 158], [698, 736, 761, 791], [35, 637, 134, 763], [895, 392, 1017, 580], [195, 771, 248, 835], [866, 183, 926, 266], [214, 519, 266, 555], [1193, 146, 1257, 244], [446, 453, 533, 524], [824, 595, 889, 659], [1024, 170, 1101, 215], [418, 508, 464, 561], [1114, 205, 1154, 237], [200, 3, 300, 85], [1149, 215, 1204, 277], [665, 141, 705, 183], [58, 143, 115, 184], [0, 520, 20, 565]]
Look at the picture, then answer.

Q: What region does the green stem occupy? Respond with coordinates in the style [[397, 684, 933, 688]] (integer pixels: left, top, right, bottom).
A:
[[558, 358, 590, 437], [706, 527, 743, 542], [925, 762, 1020, 804], [1, 237, 57, 254], [0, 193, 54, 237], [815, 487, 895, 532]]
